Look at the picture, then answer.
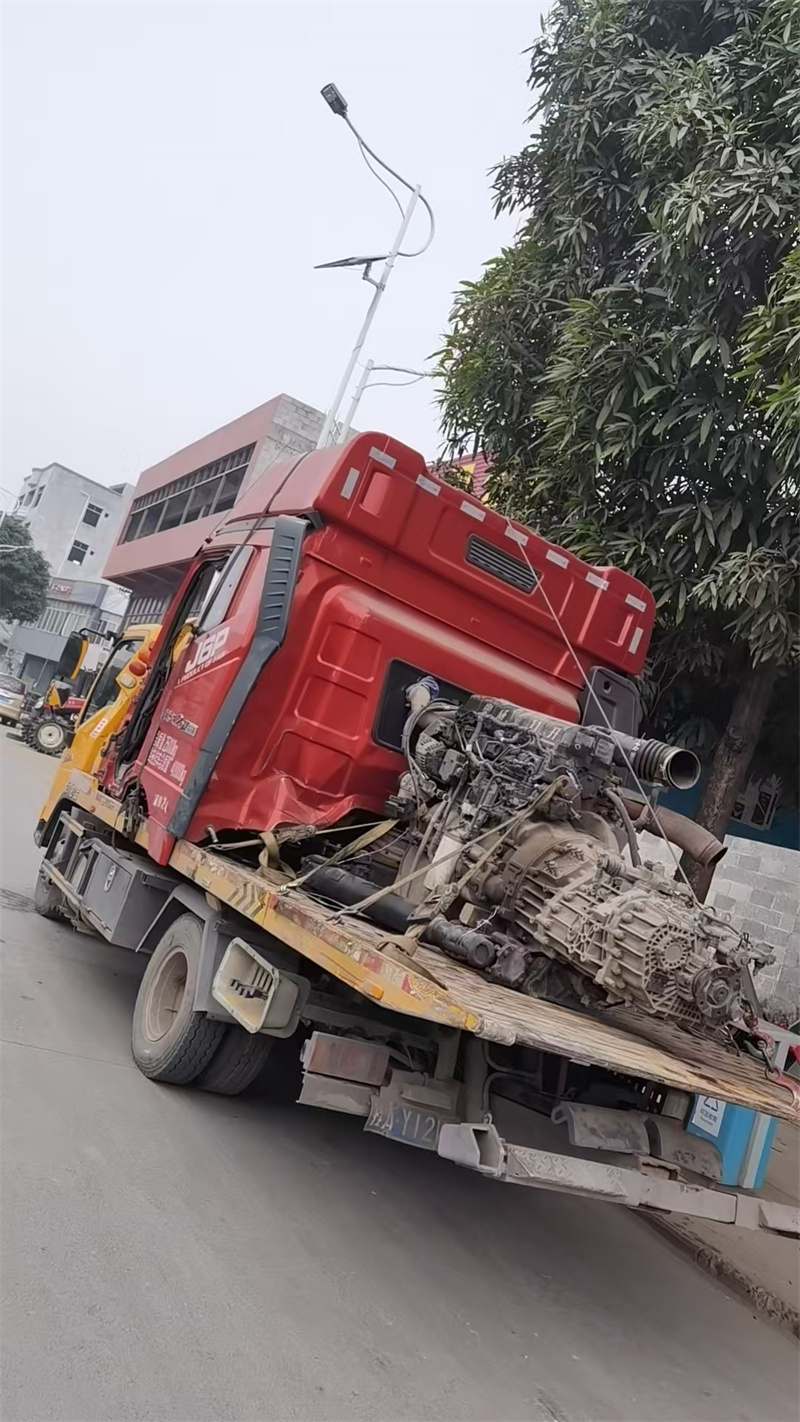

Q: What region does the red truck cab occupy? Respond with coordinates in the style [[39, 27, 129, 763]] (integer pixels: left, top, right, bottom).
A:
[[106, 433, 654, 865]]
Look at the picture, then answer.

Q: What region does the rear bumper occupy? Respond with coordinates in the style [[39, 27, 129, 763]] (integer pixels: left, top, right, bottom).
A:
[[438, 1121, 800, 1238]]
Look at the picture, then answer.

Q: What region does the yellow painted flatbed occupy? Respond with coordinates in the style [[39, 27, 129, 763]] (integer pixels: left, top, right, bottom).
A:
[[60, 771, 799, 1126]]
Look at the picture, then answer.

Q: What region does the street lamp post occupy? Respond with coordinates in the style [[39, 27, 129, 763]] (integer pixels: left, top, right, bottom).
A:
[[315, 191, 420, 449], [316, 84, 434, 449], [338, 361, 430, 447]]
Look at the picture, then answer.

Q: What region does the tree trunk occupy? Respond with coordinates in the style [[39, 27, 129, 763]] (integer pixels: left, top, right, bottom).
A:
[[680, 661, 778, 901]]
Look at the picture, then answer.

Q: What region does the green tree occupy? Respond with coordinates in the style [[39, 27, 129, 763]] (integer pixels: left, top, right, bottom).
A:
[[429, 457, 476, 493], [438, 0, 800, 894], [739, 241, 800, 472], [0, 516, 51, 624]]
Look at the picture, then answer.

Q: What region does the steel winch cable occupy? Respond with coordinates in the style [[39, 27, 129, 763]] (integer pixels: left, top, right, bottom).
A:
[[281, 792, 564, 919], [503, 518, 700, 903]]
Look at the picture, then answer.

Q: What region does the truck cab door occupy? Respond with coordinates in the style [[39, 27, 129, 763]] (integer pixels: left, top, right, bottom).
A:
[[138, 517, 307, 860], [127, 546, 253, 829]]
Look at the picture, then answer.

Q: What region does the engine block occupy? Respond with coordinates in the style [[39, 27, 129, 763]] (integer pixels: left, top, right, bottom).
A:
[[392, 692, 768, 1036]]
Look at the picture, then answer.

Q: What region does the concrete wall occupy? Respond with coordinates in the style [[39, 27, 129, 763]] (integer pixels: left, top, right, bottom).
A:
[[640, 830, 799, 1020], [241, 394, 325, 495]]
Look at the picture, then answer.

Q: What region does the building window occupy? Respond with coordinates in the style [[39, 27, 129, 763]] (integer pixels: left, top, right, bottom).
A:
[[183, 476, 222, 522], [126, 593, 170, 624], [83, 502, 103, 527], [158, 491, 191, 531], [139, 505, 162, 539], [37, 602, 95, 637], [33, 487, 44, 507], [67, 540, 89, 565], [38, 606, 68, 635], [123, 509, 145, 542], [214, 464, 247, 513], [120, 443, 255, 543]]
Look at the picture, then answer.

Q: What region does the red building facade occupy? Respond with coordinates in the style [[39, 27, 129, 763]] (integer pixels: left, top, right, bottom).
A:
[[103, 395, 325, 622]]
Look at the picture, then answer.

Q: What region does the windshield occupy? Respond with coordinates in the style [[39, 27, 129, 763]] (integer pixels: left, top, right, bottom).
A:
[[0, 675, 24, 694], [80, 638, 144, 720]]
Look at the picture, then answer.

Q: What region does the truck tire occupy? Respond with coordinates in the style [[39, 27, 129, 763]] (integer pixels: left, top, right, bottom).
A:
[[34, 719, 68, 756], [131, 914, 224, 1084], [197, 1026, 274, 1096], [34, 830, 71, 921], [33, 865, 67, 920]]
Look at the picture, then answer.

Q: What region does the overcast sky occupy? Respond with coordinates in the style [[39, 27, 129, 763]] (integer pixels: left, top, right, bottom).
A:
[[1, 1, 543, 504]]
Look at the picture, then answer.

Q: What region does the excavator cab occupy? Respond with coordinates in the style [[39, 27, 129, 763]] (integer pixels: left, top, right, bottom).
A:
[[38, 622, 161, 828]]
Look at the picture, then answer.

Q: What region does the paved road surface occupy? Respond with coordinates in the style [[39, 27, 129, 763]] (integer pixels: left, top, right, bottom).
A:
[[1, 735, 797, 1422]]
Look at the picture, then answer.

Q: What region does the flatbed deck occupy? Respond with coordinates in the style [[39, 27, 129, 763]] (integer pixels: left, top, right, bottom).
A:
[[62, 773, 799, 1125]]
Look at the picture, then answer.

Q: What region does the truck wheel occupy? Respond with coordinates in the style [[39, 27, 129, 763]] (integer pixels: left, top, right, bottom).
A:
[[197, 1026, 274, 1096], [34, 831, 71, 920], [34, 720, 67, 756], [131, 914, 224, 1084], [33, 865, 67, 920]]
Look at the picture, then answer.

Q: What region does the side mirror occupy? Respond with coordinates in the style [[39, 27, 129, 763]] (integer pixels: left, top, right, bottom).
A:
[[55, 631, 89, 681]]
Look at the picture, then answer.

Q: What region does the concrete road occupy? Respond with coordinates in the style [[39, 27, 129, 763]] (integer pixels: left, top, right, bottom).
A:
[[1, 735, 797, 1422]]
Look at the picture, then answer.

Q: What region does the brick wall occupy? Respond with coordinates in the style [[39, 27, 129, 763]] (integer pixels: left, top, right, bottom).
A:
[[710, 840, 799, 1018], [639, 832, 799, 1020]]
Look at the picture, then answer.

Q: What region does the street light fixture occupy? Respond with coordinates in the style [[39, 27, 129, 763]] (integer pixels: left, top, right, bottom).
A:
[[321, 82, 348, 118], [315, 84, 435, 449]]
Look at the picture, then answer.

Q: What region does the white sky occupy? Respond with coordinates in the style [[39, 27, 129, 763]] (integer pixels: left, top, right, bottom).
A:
[[1, 1, 543, 504]]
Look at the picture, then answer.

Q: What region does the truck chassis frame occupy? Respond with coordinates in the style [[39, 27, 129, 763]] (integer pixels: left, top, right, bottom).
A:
[[35, 776, 800, 1241]]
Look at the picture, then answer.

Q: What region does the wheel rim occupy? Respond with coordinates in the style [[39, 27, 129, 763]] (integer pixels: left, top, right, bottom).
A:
[[38, 723, 65, 750], [144, 946, 190, 1041]]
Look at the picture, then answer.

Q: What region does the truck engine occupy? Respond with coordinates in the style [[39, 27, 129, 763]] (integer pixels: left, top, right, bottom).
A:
[[307, 682, 768, 1040]]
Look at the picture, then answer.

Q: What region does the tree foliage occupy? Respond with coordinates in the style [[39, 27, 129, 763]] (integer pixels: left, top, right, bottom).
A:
[[0, 516, 51, 625], [739, 241, 800, 472], [437, 0, 800, 865], [428, 458, 476, 493]]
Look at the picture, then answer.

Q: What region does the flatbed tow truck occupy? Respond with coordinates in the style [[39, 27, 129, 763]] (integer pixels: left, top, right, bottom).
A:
[[33, 432, 799, 1238]]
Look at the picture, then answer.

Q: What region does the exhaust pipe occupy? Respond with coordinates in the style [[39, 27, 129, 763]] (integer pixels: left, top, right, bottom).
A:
[[620, 795, 726, 869]]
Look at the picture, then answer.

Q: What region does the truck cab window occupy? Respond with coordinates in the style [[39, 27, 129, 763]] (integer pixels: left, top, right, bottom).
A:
[[112, 554, 228, 769], [195, 546, 252, 633]]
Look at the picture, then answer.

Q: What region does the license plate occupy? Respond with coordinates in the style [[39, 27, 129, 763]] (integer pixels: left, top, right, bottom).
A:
[[365, 1102, 442, 1151]]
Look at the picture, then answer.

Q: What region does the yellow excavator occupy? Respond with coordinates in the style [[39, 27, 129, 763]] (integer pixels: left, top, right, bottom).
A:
[[39, 622, 161, 823]]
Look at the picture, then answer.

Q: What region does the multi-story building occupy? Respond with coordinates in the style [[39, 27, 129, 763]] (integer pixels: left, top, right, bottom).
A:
[[8, 576, 129, 692], [7, 463, 134, 689], [103, 394, 326, 621], [14, 463, 134, 578]]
